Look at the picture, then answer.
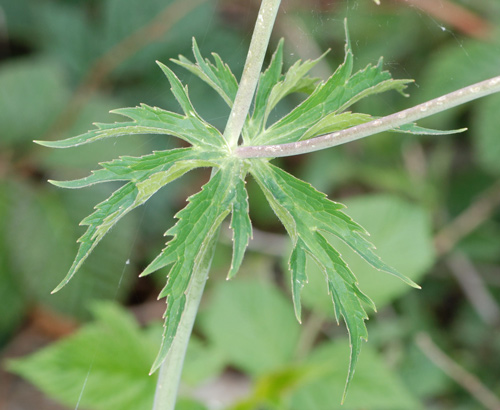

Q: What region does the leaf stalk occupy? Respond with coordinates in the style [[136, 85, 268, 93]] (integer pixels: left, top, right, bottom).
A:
[[236, 75, 500, 158]]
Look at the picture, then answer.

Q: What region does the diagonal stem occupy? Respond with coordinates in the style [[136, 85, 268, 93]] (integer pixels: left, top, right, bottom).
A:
[[152, 233, 218, 410], [236, 75, 500, 158], [223, 0, 281, 149]]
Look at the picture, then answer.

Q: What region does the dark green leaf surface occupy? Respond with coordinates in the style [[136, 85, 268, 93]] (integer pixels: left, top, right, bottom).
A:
[[52, 150, 213, 293], [249, 29, 413, 146], [140, 161, 250, 372]]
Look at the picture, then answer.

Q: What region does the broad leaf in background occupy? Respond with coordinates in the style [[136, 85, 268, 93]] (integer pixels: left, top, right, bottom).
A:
[[181, 336, 226, 387], [6, 182, 137, 319], [290, 340, 423, 410], [301, 194, 435, 313], [7, 303, 160, 410], [419, 39, 500, 130], [199, 280, 301, 377], [0, 59, 69, 145]]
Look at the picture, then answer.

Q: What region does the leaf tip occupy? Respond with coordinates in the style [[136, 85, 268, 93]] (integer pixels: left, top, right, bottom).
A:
[[51, 281, 67, 294]]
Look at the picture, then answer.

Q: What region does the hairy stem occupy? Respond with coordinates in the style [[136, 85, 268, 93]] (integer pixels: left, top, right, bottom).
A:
[[236, 75, 500, 158], [223, 0, 281, 149], [152, 235, 218, 410]]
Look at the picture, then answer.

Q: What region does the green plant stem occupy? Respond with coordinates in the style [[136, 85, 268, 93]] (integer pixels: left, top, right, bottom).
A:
[[153, 3, 282, 406], [152, 235, 218, 410], [224, 0, 281, 149], [236, 75, 500, 158]]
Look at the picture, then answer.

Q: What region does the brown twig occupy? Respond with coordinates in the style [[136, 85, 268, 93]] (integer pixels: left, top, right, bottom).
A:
[[393, 0, 493, 39], [416, 333, 500, 410], [47, 0, 208, 140], [434, 180, 500, 256], [445, 252, 500, 326]]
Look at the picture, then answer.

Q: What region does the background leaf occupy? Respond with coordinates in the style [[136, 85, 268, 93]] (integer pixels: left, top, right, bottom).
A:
[[199, 279, 301, 376], [290, 340, 423, 410], [7, 303, 159, 410]]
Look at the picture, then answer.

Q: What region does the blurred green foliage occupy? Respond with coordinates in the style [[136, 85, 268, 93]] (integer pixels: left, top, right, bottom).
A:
[[2, 0, 500, 409]]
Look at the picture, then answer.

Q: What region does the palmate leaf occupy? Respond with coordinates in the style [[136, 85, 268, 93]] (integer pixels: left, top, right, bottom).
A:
[[172, 38, 239, 108], [34, 24, 437, 404], [51, 150, 218, 293], [140, 161, 251, 372], [251, 160, 418, 400], [35, 66, 227, 150]]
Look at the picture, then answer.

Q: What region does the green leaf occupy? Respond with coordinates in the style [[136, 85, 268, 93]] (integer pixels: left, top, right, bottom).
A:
[[35, 61, 228, 151], [172, 38, 239, 108], [290, 238, 307, 323], [199, 279, 301, 376], [0, 59, 69, 145], [52, 150, 207, 293], [182, 336, 226, 386], [49, 148, 223, 188], [250, 23, 413, 146], [140, 161, 250, 373], [290, 340, 423, 410], [243, 38, 285, 142], [300, 112, 373, 141], [6, 182, 137, 318], [392, 122, 466, 136], [301, 195, 435, 313], [251, 30, 353, 146], [7, 303, 159, 410], [228, 174, 252, 279], [36, 103, 224, 150], [251, 160, 418, 399]]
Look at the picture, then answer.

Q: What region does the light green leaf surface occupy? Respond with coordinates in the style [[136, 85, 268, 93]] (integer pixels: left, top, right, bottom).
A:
[[228, 175, 253, 279], [199, 280, 301, 376], [35, 61, 227, 150], [243, 38, 285, 142], [7, 303, 159, 410], [33, 30, 433, 403], [36, 103, 223, 150], [290, 340, 423, 410], [0, 59, 69, 145]]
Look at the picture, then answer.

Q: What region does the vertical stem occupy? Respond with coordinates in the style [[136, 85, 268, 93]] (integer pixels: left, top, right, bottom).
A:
[[223, 0, 281, 149], [153, 1, 282, 407], [152, 235, 218, 410]]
